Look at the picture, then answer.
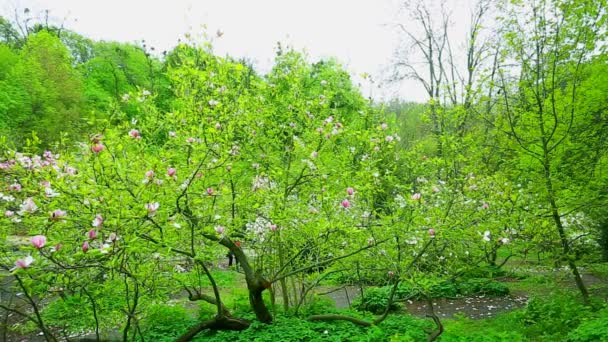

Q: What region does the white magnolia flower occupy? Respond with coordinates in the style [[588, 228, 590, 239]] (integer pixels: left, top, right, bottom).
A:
[[483, 230, 492, 242], [18, 198, 37, 215]]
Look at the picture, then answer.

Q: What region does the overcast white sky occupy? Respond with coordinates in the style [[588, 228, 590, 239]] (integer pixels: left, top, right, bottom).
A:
[[1, 0, 477, 102]]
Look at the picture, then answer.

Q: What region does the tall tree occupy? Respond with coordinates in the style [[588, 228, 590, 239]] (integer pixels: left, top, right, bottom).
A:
[[497, 0, 607, 303]]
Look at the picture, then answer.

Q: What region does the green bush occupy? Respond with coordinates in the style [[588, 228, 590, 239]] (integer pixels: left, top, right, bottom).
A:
[[352, 279, 509, 314], [458, 278, 510, 296], [522, 293, 592, 338], [439, 329, 526, 341], [140, 304, 197, 341], [351, 286, 401, 314], [199, 313, 431, 342], [297, 295, 338, 316], [566, 308, 608, 342], [440, 311, 527, 342]]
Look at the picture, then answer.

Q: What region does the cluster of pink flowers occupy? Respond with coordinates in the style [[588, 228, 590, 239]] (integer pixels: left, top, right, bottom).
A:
[[0, 159, 16, 170]]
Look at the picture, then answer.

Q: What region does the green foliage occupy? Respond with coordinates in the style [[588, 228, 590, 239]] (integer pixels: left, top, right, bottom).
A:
[[457, 278, 510, 297], [353, 279, 509, 314], [200, 313, 432, 342], [566, 308, 608, 342], [522, 293, 593, 339], [0, 30, 85, 147], [0, 1, 607, 340], [296, 295, 338, 316], [140, 304, 198, 342], [352, 286, 401, 314]]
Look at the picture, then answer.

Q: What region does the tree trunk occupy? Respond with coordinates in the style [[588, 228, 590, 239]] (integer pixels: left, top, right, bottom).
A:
[[247, 275, 273, 323], [176, 315, 250, 342], [543, 161, 590, 304]]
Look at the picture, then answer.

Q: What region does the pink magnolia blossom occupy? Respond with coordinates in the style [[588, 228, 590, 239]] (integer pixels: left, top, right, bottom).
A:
[[145, 170, 155, 179], [87, 229, 98, 240], [428, 228, 436, 237], [482, 202, 490, 209], [269, 224, 278, 232], [31, 235, 46, 249], [128, 129, 141, 139], [9, 183, 21, 192], [167, 167, 176, 177], [5, 210, 15, 217], [207, 188, 215, 196], [91, 143, 105, 154], [43, 150, 54, 160], [51, 244, 62, 253], [108, 232, 118, 243], [19, 198, 38, 214], [341, 199, 351, 209], [214, 225, 225, 235], [50, 209, 67, 220], [145, 202, 160, 215], [65, 166, 78, 176], [14, 255, 34, 270], [385, 135, 394, 142], [346, 187, 355, 196], [92, 214, 104, 228], [40, 180, 51, 188], [411, 193, 421, 201], [82, 241, 90, 253]]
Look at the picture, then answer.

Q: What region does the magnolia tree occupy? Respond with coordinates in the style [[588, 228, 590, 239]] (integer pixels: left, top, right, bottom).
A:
[[0, 46, 436, 341], [0, 45, 532, 341]]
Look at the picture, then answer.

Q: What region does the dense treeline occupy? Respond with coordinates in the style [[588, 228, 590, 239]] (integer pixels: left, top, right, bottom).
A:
[[0, 16, 169, 148]]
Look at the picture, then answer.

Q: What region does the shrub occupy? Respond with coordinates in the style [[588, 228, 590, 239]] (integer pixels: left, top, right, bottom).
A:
[[522, 293, 592, 338], [351, 286, 401, 314], [296, 295, 338, 316], [352, 279, 509, 314], [458, 278, 509, 296], [200, 312, 431, 342], [566, 308, 608, 342], [140, 304, 197, 341]]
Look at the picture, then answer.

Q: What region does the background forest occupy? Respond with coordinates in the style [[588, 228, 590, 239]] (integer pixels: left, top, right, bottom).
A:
[[0, 0, 607, 341]]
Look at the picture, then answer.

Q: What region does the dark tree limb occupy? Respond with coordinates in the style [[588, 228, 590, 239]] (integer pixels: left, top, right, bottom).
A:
[[176, 315, 251, 342]]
